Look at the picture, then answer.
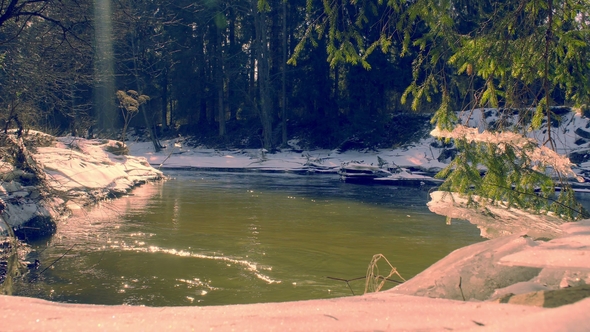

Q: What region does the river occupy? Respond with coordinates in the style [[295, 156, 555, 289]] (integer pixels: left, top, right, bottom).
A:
[[16, 171, 483, 306]]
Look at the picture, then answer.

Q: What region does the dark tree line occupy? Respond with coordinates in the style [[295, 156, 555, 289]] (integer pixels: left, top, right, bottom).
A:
[[1, 0, 589, 152], [0, 0, 422, 151]]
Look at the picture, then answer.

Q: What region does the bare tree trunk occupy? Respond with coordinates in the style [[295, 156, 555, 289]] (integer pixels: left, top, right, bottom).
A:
[[196, 32, 207, 126], [228, 6, 237, 121], [161, 69, 169, 131], [281, 0, 288, 146], [214, 24, 226, 137], [253, 1, 273, 150], [543, 0, 554, 150], [131, 32, 162, 152]]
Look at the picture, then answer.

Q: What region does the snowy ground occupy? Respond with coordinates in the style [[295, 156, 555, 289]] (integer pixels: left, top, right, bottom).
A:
[[1, 289, 589, 331], [0, 134, 162, 238], [128, 106, 590, 174], [127, 135, 448, 174]]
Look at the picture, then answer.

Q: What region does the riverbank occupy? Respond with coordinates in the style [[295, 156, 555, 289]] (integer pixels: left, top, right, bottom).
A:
[[2, 122, 590, 329], [0, 133, 163, 240]]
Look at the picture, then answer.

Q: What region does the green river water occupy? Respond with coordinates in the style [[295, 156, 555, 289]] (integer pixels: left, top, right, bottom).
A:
[[16, 171, 484, 306]]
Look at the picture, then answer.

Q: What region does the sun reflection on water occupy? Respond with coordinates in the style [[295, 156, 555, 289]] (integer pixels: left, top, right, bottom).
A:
[[115, 245, 281, 284], [19, 172, 484, 306]]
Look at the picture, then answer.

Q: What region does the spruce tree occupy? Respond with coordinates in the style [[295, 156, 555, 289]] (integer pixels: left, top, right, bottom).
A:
[[295, 0, 590, 220]]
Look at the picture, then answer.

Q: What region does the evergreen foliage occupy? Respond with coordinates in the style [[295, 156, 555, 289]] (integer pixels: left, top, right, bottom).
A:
[[433, 125, 587, 220], [297, 0, 590, 220]]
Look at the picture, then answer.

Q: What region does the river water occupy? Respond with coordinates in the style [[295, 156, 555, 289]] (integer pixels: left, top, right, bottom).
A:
[[16, 171, 483, 306]]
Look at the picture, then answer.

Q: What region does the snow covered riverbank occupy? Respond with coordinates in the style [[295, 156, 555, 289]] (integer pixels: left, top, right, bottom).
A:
[[1, 288, 588, 331], [128, 107, 590, 176], [127, 134, 448, 174], [0, 133, 162, 239], [2, 106, 590, 329]]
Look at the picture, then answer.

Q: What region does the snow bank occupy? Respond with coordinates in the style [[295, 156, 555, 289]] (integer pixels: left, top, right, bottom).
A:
[[390, 234, 542, 301], [427, 191, 566, 239], [35, 137, 161, 195], [500, 219, 590, 270], [127, 136, 449, 174], [390, 219, 590, 307], [0, 135, 162, 239], [128, 107, 590, 176]]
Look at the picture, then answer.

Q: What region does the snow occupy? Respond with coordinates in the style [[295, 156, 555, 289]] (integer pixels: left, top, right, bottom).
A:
[[36, 137, 161, 192], [0, 136, 162, 230], [375, 168, 445, 184], [459, 107, 590, 160], [3, 108, 590, 329], [127, 136, 448, 174], [125, 108, 590, 181], [427, 190, 566, 239], [432, 124, 577, 177], [500, 219, 590, 270]]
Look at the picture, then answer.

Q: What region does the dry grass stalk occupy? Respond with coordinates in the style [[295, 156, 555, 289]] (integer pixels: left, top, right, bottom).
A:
[[364, 254, 406, 294]]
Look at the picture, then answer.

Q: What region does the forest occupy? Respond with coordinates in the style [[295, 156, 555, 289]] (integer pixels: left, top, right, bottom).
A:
[[1, 0, 589, 153]]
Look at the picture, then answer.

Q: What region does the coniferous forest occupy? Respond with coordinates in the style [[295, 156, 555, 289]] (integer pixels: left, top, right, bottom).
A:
[[1, 1, 589, 152]]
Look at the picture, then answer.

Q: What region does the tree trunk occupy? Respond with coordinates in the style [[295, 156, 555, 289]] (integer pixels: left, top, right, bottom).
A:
[[216, 27, 226, 137], [131, 30, 161, 152], [253, 1, 273, 150], [161, 68, 169, 130], [228, 6, 236, 121], [196, 32, 207, 127], [281, 0, 288, 146]]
